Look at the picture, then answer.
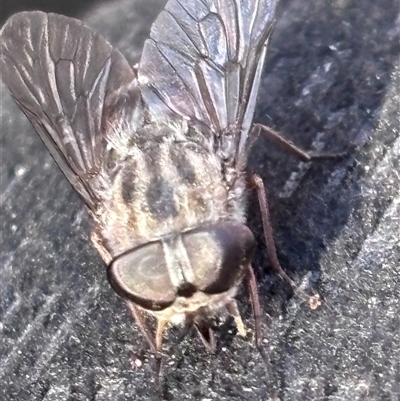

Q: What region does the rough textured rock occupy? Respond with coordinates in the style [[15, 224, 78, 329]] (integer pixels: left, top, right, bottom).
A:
[[1, 0, 399, 400]]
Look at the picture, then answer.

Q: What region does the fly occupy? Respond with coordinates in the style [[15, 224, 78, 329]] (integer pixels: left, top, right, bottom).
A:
[[0, 0, 319, 361]]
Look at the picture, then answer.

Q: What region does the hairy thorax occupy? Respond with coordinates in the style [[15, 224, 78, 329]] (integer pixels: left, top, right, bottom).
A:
[[95, 122, 247, 259]]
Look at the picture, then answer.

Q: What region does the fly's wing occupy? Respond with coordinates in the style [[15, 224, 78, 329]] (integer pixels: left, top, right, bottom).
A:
[[138, 0, 277, 166], [0, 12, 143, 212]]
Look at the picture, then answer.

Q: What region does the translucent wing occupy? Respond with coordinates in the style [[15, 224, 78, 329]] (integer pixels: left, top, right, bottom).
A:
[[0, 12, 143, 211], [138, 0, 277, 163]]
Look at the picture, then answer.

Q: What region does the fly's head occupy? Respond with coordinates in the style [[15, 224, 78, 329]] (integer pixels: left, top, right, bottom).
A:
[[107, 221, 255, 327]]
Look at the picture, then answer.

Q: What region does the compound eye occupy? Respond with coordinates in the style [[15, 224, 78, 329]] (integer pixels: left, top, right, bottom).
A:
[[108, 242, 175, 311], [182, 223, 255, 294]]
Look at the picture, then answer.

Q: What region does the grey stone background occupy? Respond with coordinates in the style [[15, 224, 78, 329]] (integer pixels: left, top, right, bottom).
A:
[[1, 0, 399, 400]]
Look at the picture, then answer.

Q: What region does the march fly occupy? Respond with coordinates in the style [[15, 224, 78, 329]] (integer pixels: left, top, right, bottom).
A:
[[1, 0, 316, 360]]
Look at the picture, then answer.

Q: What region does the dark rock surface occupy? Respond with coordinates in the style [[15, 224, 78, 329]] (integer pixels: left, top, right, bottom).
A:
[[1, 0, 399, 400]]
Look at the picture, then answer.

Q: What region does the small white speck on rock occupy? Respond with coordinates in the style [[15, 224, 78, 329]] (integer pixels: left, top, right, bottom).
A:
[[15, 166, 27, 177]]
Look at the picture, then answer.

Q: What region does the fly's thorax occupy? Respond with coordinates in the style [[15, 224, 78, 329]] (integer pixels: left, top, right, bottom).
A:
[[107, 221, 255, 316], [96, 123, 247, 259]]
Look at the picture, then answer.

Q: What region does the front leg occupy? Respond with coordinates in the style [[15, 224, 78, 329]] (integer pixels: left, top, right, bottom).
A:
[[126, 302, 160, 354]]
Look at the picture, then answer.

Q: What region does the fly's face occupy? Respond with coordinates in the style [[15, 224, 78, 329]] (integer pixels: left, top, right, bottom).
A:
[[1, 0, 278, 351], [108, 222, 255, 321]]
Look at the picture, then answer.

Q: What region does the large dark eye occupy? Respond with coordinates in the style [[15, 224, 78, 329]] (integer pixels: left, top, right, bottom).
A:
[[182, 223, 255, 294], [107, 242, 175, 311]]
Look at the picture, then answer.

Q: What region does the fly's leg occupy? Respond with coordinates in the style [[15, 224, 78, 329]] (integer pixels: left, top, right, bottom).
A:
[[193, 323, 216, 352], [244, 264, 272, 370], [155, 319, 169, 351], [249, 174, 297, 289], [255, 123, 349, 161], [126, 302, 166, 389], [226, 301, 246, 337], [126, 302, 171, 357], [127, 302, 159, 353], [249, 174, 321, 309]]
